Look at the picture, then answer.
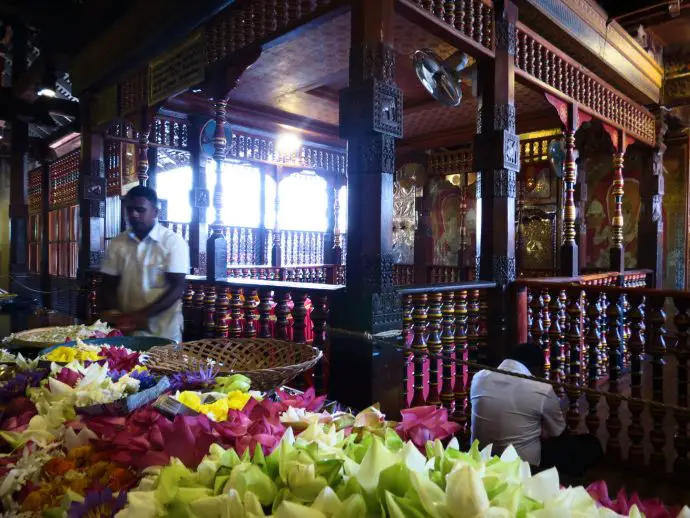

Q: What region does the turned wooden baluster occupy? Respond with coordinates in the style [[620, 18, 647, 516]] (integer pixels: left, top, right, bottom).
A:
[[444, 0, 455, 25], [258, 290, 274, 338], [465, 0, 475, 40], [482, 5, 492, 48], [440, 291, 456, 412], [559, 289, 568, 380], [477, 291, 488, 365], [627, 294, 646, 467], [203, 285, 217, 338], [454, 290, 469, 439], [402, 294, 413, 342], [566, 289, 582, 433], [422, 0, 433, 11], [621, 293, 631, 369], [182, 282, 195, 339], [243, 288, 258, 338], [542, 289, 552, 379], [292, 292, 308, 344], [548, 291, 563, 393], [427, 292, 444, 405], [674, 297, 690, 476], [455, 0, 465, 32], [434, 0, 445, 18], [226, 288, 241, 338], [474, 1, 483, 43], [215, 285, 230, 338], [311, 294, 328, 395], [599, 292, 608, 378], [648, 295, 667, 473], [411, 293, 429, 406], [606, 295, 623, 461], [275, 292, 292, 340], [529, 289, 544, 364], [465, 290, 481, 424], [585, 292, 602, 436]]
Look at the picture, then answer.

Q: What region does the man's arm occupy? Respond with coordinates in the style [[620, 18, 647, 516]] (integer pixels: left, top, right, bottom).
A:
[[541, 387, 567, 438], [133, 272, 187, 319]]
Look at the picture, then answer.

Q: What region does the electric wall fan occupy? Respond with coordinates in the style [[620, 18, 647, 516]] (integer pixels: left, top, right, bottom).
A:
[[413, 49, 474, 107]]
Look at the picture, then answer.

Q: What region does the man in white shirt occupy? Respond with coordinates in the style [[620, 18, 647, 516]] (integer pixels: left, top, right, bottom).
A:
[[470, 343, 602, 477], [100, 186, 190, 343]]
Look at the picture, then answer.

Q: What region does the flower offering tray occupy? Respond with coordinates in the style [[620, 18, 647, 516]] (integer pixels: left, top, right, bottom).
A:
[[144, 338, 322, 391]]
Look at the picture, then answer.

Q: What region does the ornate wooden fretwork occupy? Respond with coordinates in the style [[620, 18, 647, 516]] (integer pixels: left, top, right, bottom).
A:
[[515, 27, 655, 145], [204, 0, 340, 65], [119, 67, 148, 117], [427, 147, 473, 176], [49, 150, 80, 209], [28, 167, 43, 215], [227, 129, 346, 175], [106, 117, 191, 150]]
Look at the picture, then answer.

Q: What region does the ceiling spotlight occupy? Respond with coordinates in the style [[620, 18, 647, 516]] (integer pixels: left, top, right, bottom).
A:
[[276, 133, 302, 154], [37, 70, 57, 97]]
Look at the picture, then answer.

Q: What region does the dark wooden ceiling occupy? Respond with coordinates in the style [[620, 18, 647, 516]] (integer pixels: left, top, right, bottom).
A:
[[170, 11, 559, 152]]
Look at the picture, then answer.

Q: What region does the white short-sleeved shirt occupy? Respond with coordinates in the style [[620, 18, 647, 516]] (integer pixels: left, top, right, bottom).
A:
[[101, 222, 190, 343], [470, 359, 566, 466]]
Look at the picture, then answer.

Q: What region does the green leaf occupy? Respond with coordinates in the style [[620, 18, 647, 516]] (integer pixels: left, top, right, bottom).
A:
[[384, 491, 429, 518]]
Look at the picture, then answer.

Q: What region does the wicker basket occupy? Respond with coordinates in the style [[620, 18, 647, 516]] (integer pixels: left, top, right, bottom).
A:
[[144, 338, 322, 392]]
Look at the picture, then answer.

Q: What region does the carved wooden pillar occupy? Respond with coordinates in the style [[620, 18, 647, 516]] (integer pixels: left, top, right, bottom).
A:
[[271, 166, 283, 267], [206, 99, 229, 281], [474, 0, 518, 285], [330, 0, 404, 415], [561, 104, 579, 276], [188, 117, 208, 274], [77, 96, 107, 301], [472, 0, 518, 362], [638, 107, 667, 288], [609, 129, 626, 273], [8, 24, 28, 293], [137, 125, 151, 186], [332, 179, 344, 265], [335, 0, 402, 333]]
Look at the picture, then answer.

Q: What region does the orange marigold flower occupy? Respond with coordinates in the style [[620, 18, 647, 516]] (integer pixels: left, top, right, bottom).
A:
[[43, 457, 76, 477]]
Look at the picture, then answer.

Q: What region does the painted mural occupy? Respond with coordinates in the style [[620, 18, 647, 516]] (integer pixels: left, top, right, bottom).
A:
[[428, 177, 469, 266], [584, 154, 642, 270]]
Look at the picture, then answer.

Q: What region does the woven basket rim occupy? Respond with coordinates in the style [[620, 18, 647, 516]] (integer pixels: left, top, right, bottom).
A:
[[143, 338, 322, 377]]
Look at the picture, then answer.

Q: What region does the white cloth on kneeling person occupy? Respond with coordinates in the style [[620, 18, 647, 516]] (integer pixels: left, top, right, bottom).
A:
[[469, 359, 566, 466]]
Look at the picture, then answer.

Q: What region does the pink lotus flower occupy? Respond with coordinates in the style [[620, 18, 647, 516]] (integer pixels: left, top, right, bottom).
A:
[[55, 367, 84, 388], [275, 387, 326, 413], [395, 405, 460, 449], [99, 346, 141, 372], [587, 481, 679, 518]]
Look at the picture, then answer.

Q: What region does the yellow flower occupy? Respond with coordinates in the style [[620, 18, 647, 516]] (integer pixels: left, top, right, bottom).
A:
[[175, 391, 251, 422], [42, 346, 103, 363]]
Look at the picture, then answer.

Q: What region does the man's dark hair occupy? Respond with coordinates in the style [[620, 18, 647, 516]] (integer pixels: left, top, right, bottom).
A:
[[125, 185, 158, 206], [507, 342, 545, 373]]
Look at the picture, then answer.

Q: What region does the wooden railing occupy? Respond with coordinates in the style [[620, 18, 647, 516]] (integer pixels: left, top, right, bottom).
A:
[[225, 265, 344, 285], [514, 279, 690, 478], [397, 281, 497, 416], [183, 276, 344, 395], [393, 264, 470, 285], [160, 221, 191, 242]]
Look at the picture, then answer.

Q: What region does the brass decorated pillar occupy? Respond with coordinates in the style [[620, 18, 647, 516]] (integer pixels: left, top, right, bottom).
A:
[[610, 130, 626, 273], [561, 104, 579, 276], [137, 125, 151, 186]]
